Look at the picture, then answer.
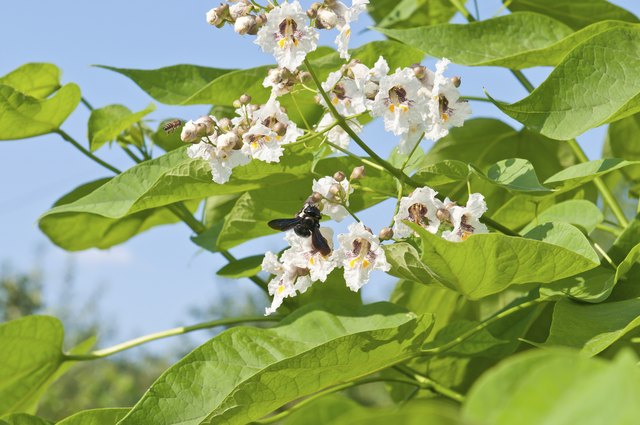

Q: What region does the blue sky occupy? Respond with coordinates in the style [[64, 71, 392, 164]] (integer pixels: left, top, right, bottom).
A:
[[1, 0, 637, 352]]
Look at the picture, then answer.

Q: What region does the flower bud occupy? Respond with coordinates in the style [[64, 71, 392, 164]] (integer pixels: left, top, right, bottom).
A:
[[306, 8, 318, 19], [309, 192, 324, 203], [350, 165, 365, 180], [364, 81, 379, 101], [436, 207, 451, 223], [298, 71, 312, 83], [234, 15, 257, 35], [412, 65, 427, 80], [195, 115, 216, 135], [180, 120, 200, 143], [451, 76, 461, 88], [239, 93, 252, 105], [233, 125, 247, 138], [229, 0, 252, 20], [272, 121, 287, 136], [378, 227, 394, 241], [315, 8, 338, 29], [333, 171, 346, 182], [233, 99, 242, 108], [255, 13, 267, 26], [207, 4, 229, 27], [314, 94, 322, 104], [329, 183, 342, 198], [250, 104, 260, 112], [218, 132, 237, 149], [217, 117, 232, 131]]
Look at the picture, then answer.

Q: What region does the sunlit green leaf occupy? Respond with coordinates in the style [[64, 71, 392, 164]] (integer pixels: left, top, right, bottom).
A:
[[463, 349, 640, 424], [474, 158, 551, 194], [0, 63, 60, 98], [540, 267, 615, 303], [523, 222, 599, 264], [56, 408, 129, 425], [216, 255, 263, 278], [118, 303, 433, 425], [506, 0, 639, 30], [521, 199, 603, 234], [0, 83, 80, 141], [489, 26, 640, 140], [0, 414, 51, 425], [88, 103, 155, 151], [374, 0, 457, 29]]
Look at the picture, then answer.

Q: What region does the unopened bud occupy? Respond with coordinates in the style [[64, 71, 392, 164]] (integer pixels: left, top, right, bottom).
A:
[[250, 104, 260, 112], [378, 227, 394, 241], [350, 165, 365, 180], [273, 121, 287, 136], [234, 15, 257, 35], [306, 8, 318, 19], [233, 99, 242, 108], [233, 125, 248, 138], [229, 0, 252, 19], [315, 8, 338, 29], [298, 71, 312, 83], [364, 81, 379, 101], [217, 132, 238, 150], [314, 94, 322, 104], [333, 171, 346, 182], [329, 183, 342, 197], [412, 65, 426, 80], [309, 192, 324, 203], [207, 4, 229, 27], [180, 121, 199, 143], [195, 115, 216, 135], [255, 13, 267, 26], [451, 76, 461, 88], [217, 117, 232, 131], [436, 208, 451, 223], [239, 93, 252, 104]]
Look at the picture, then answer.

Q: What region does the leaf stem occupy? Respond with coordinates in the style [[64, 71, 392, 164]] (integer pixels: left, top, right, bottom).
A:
[[252, 376, 422, 424], [323, 140, 385, 172], [394, 365, 465, 402], [54, 129, 122, 174], [120, 144, 145, 164], [566, 139, 629, 227], [461, 95, 494, 103], [62, 316, 280, 361], [80, 97, 94, 111], [596, 222, 622, 237], [510, 70, 536, 93], [420, 298, 542, 356]]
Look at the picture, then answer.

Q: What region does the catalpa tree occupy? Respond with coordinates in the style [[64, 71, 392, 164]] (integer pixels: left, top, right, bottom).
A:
[[2, 0, 640, 424]]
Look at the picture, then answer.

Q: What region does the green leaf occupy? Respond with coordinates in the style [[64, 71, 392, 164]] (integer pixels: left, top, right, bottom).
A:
[[615, 243, 640, 283], [539, 267, 615, 303], [489, 26, 640, 140], [374, 0, 457, 29], [409, 223, 599, 299], [474, 158, 551, 194], [546, 299, 640, 355], [608, 113, 640, 160], [506, 0, 639, 30], [96, 64, 233, 104], [384, 242, 437, 285], [609, 213, 640, 263], [39, 178, 199, 251], [57, 408, 129, 425], [424, 320, 508, 356], [522, 222, 599, 264], [0, 316, 63, 416], [0, 63, 60, 98], [0, 83, 81, 141], [521, 199, 603, 234], [544, 158, 639, 191], [88, 104, 155, 151], [412, 160, 469, 187], [377, 12, 575, 69], [282, 394, 361, 425], [0, 414, 51, 425], [462, 349, 640, 424], [329, 400, 462, 425], [216, 255, 263, 278], [118, 303, 433, 425]]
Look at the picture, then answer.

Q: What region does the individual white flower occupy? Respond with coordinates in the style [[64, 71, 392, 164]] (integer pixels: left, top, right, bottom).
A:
[[255, 1, 319, 71], [321, 69, 367, 116], [187, 140, 250, 184], [424, 58, 471, 141], [312, 176, 354, 222], [370, 68, 427, 136], [283, 228, 336, 283], [442, 193, 488, 242], [392, 186, 444, 238], [241, 123, 284, 163], [329, 0, 370, 59], [316, 113, 362, 151], [334, 222, 390, 292], [263, 67, 297, 97], [262, 251, 302, 315], [349, 56, 389, 105], [253, 95, 303, 145]]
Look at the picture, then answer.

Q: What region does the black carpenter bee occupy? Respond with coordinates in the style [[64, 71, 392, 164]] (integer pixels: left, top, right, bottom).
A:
[[268, 203, 331, 256], [162, 119, 183, 134]]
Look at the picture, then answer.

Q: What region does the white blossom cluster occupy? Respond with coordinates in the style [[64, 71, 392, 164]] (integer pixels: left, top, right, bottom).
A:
[[392, 187, 488, 242], [262, 172, 389, 314], [181, 95, 302, 184]]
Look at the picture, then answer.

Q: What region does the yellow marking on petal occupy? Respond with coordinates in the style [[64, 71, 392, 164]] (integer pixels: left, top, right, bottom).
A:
[[388, 104, 395, 113], [276, 135, 282, 141], [461, 231, 471, 241], [362, 259, 371, 268], [277, 285, 285, 294], [345, 28, 351, 36], [293, 39, 299, 46], [251, 141, 259, 149], [265, 136, 271, 142], [332, 97, 339, 105], [441, 113, 449, 122], [309, 257, 315, 266], [400, 105, 409, 112], [278, 39, 286, 48], [349, 258, 358, 268]]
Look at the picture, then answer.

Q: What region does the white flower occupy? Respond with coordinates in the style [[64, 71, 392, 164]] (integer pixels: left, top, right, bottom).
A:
[[262, 251, 303, 315], [312, 176, 354, 222], [263, 67, 297, 97], [392, 186, 444, 238], [370, 68, 427, 136], [255, 1, 319, 71], [284, 228, 336, 283], [253, 95, 303, 145], [334, 222, 390, 291], [321, 69, 367, 116], [241, 123, 283, 162], [187, 140, 250, 184], [316, 113, 362, 151], [329, 0, 370, 59], [442, 193, 488, 242], [424, 58, 471, 141]]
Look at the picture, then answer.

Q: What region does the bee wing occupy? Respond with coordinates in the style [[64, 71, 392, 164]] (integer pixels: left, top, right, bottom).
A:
[[268, 217, 301, 231], [311, 228, 332, 256]]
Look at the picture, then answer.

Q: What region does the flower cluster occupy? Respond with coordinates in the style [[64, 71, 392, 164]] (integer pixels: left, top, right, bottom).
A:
[[262, 169, 389, 315], [392, 187, 488, 242], [181, 94, 302, 183]]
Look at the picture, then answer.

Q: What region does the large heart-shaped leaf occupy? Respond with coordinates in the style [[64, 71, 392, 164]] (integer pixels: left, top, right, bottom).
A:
[[0, 63, 61, 98], [88, 103, 155, 151], [57, 408, 130, 425], [118, 303, 433, 425]]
